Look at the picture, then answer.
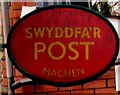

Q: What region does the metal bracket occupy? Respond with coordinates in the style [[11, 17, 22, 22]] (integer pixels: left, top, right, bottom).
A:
[[0, 43, 7, 52], [0, 43, 7, 48], [12, 78, 35, 90], [114, 62, 120, 66]]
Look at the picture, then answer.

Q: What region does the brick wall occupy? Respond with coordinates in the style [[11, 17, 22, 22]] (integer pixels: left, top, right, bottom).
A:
[[1, 1, 119, 94]]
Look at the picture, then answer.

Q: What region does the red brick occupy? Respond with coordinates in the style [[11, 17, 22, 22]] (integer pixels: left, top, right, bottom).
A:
[[59, 85, 82, 91], [2, 60, 6, 69], [2, 78, 8, 87], [15, 69, 23, 77], [13, 65, 16, 69], [15, 85, 34, 93], [108, 79, 115, 87], [98, 70, 115, 79], [110, 66, 115, 70], [9, 10, 21, 19], [28, 94, 46, 95], [9, 19, 13, 27], [83, 80, 106, 89], [15, 87, 23, 94], [13, 19, 19, 25], [35, 85, 58, 92], [2, 69, 7, 78], [14, 76, 26, 82], [25, 2, 35, 6], [13, 68, 16, 75], [71, 89, 94, 94], [11, 2, 25, 10], [48, 91, 70, 95], [95, 88, 118, 93]]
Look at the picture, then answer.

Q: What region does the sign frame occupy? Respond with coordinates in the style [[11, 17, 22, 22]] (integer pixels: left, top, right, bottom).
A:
[[7, 5, 119, 87]]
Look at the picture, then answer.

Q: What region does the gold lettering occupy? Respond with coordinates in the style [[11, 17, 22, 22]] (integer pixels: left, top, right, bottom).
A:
[[75, 27, 81, 38], [51, 69, 57, 76], [43, 68, 85, 77], [81, 27, 90, 38], [80, 42, 95, 60], [77, 68, 85, 74], [55, 27, 63, 38], [65, 70, 71, 76], [26, 27, 33, 38], [43, 68, 51, 75], [34, 27, 45, 38], [57, 70, 64, 77], [48, 42, 66, 60], [68, 41, 79, 60], [94, 27, 101, 38], [46, 27, 53, 38], [65, 27, 74, 38], [72, 69, 77, 76], [34, 42, 46, 60]]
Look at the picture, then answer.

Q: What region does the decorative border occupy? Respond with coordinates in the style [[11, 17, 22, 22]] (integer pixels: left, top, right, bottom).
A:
[[7, 5, 119, 87]]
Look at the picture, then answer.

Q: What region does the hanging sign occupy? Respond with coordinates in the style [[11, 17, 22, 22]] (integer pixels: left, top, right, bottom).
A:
[[7, 5, 119, 86]]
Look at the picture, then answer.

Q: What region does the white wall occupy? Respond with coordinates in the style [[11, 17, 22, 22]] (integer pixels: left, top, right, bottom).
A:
[[108, 18, 120, 59], [108, 18, 120, 37]]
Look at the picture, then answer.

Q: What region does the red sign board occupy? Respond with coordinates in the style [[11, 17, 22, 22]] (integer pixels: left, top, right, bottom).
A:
[[7, 5, 119, 86]]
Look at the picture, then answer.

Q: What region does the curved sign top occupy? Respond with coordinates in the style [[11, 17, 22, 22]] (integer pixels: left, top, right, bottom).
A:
[[7, 5, 119, 87]]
